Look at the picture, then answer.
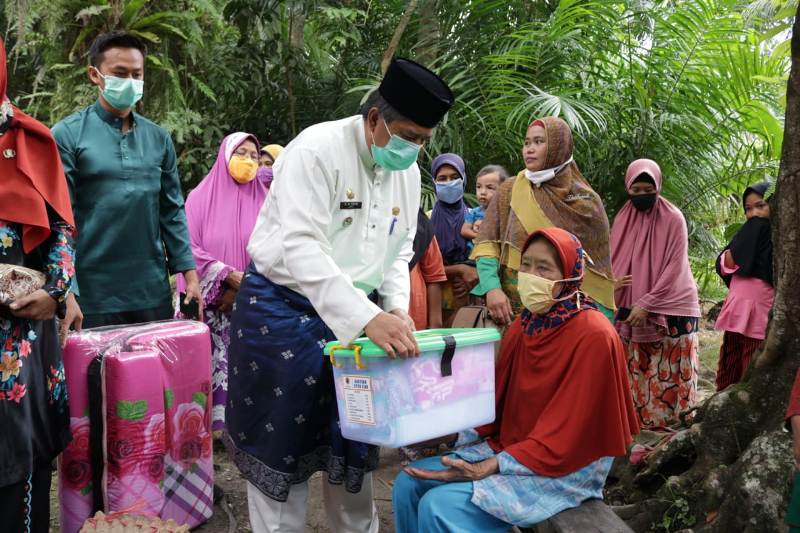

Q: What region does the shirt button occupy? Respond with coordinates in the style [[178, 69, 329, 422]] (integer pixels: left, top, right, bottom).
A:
[[371, 224, 376, 229]]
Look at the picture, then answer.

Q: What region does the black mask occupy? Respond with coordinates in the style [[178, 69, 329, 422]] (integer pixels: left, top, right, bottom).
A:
[[630, 193, 657, 212]]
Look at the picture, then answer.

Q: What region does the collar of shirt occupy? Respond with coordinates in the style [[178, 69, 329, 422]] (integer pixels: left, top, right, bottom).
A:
[[92, 99, 138, 131], [355, 118, 378, 174]]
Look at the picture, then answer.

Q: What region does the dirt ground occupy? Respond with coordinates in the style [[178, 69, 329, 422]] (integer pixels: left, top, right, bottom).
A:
[[49, 329, 724, 533], [195, 447, 404, 533]]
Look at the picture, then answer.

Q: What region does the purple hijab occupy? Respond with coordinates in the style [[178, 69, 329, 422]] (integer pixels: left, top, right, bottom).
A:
[[431, 153, 470, 265], [177, 133, 266, 298]]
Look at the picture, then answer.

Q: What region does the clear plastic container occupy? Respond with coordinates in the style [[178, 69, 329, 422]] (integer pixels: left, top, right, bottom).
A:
[[323, 328, 500, 447]]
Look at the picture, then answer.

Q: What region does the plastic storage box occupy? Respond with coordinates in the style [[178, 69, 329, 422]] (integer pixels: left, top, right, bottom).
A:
[[324, 328, 501, 447]]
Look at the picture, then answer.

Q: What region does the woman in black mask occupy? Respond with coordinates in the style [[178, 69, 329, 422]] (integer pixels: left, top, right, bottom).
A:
[[713, 181, 774, 390], [610, 159, 701, 429]]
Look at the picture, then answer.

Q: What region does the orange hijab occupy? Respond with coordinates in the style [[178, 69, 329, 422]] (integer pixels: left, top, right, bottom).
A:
[[476, 228, 638, 476], [0, 37, 74, 252]]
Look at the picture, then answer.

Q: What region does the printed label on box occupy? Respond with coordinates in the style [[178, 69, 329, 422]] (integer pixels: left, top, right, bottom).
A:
[[343, 375, 376, 426]]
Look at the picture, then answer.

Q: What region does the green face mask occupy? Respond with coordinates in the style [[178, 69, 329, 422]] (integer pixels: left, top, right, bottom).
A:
[[95, 68, 144, 110], [371, 120, 422, 171]]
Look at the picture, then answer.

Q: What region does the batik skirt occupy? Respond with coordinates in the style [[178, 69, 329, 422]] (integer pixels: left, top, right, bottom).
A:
[[622, 316, 700, 429], [224, 264, 379, 502]]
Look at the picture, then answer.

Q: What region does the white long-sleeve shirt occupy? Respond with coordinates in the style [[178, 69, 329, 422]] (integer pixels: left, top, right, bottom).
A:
[[247, 115, 420, 345]]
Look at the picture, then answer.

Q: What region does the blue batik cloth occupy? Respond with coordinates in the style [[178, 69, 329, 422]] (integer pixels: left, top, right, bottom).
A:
[[393, 429, 612, 531], [224, 263, 379, 502]]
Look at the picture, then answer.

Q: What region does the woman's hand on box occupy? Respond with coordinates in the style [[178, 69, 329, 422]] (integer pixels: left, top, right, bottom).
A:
[[404, 455, 499, 482]]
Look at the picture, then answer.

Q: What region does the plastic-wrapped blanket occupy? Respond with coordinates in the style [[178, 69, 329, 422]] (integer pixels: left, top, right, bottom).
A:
[[59, 320, 213, 533]]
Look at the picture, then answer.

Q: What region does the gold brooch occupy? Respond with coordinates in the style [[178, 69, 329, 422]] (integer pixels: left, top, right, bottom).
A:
[[392, 207, 400, 216], [346, 188, 355, 200]]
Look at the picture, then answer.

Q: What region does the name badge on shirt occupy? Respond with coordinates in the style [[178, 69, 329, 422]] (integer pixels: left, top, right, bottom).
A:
[[340, 201, 363, 210]]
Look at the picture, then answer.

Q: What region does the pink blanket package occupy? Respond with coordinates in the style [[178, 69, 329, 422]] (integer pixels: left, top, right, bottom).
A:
[[59, 320, 213, 533]]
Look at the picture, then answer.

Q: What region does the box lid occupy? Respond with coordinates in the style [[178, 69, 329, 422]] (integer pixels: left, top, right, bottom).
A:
[[323, 328, 501, 358]]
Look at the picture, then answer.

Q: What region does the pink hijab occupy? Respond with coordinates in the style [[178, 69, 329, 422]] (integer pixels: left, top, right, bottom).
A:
[[611, 159, 700, 327], [177, 133, 266, 296]]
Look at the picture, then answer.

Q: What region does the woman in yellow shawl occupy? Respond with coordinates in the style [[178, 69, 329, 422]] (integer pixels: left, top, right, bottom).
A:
[[472, 117, 615, 325]]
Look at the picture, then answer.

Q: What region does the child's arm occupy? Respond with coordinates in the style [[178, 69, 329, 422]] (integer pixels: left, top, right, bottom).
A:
[[426, 282, 444, 329], [461, 222, 479, 240]]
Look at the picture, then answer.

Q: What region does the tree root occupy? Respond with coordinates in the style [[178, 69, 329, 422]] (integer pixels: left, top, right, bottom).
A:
[[607, 383, 795, 532]]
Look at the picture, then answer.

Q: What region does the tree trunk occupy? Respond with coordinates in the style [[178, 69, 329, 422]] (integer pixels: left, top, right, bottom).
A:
[[415, 0, 440, 67], [606, 7, 800, 532], [381, 0, 420, 74], [759, 4, 800, 371], [284, 3, 305, 137]]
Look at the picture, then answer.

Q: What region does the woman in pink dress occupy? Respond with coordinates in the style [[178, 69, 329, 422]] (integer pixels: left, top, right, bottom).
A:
[[177, 133, 266, 433], [610, 159, 701, 429], [714, 181, 774, 390]]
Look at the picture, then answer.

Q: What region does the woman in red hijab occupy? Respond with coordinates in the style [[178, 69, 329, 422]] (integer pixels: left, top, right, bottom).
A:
[[393, 227, 638, 532], [611, 159, 701, 429], [0, 37, 76, 532]]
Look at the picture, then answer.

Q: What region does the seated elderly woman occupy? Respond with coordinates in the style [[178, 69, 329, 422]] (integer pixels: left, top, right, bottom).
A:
[[392, 227, 639, 533]]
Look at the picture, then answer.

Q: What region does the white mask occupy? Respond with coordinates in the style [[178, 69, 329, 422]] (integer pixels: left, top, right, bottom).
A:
[[525, 157, 574, 187]]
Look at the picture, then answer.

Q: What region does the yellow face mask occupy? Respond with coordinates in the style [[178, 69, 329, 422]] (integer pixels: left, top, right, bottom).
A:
[[229, 155, 258, 184], [517, 271, 582, 315]]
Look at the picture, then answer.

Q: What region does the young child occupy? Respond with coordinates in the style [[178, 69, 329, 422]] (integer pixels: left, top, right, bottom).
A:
[[461, 165, 509, 242], [714, 181, 774, 390]]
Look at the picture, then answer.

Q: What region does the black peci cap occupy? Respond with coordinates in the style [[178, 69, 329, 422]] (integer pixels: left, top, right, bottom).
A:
[[378, 57, 454, 128]]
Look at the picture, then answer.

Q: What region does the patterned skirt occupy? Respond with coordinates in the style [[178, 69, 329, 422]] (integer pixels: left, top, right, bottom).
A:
[[715, 331, 762, 391], [224, 264, 379, 502], [621, 316, 700, 429]]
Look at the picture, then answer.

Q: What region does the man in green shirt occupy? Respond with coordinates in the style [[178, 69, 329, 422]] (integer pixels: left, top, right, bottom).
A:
[[52, 31, 201, 334]]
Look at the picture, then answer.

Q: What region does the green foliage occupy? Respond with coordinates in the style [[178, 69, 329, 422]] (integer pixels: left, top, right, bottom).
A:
[[650, 496, 697, 532], [1, 0, 792, 298]]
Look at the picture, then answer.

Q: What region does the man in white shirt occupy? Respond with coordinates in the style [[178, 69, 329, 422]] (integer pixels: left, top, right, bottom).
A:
[[225, 58, 454, 532]]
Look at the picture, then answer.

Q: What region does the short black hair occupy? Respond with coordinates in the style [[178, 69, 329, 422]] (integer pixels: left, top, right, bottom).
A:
[[89, 31, 147, 67], [360, 90, 408, 123]]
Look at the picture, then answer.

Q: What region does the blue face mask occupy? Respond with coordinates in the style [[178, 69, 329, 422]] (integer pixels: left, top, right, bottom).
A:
[[95, 68, 144, 110], [371, 120, 422, 171], [435, 178, 464, 204]]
